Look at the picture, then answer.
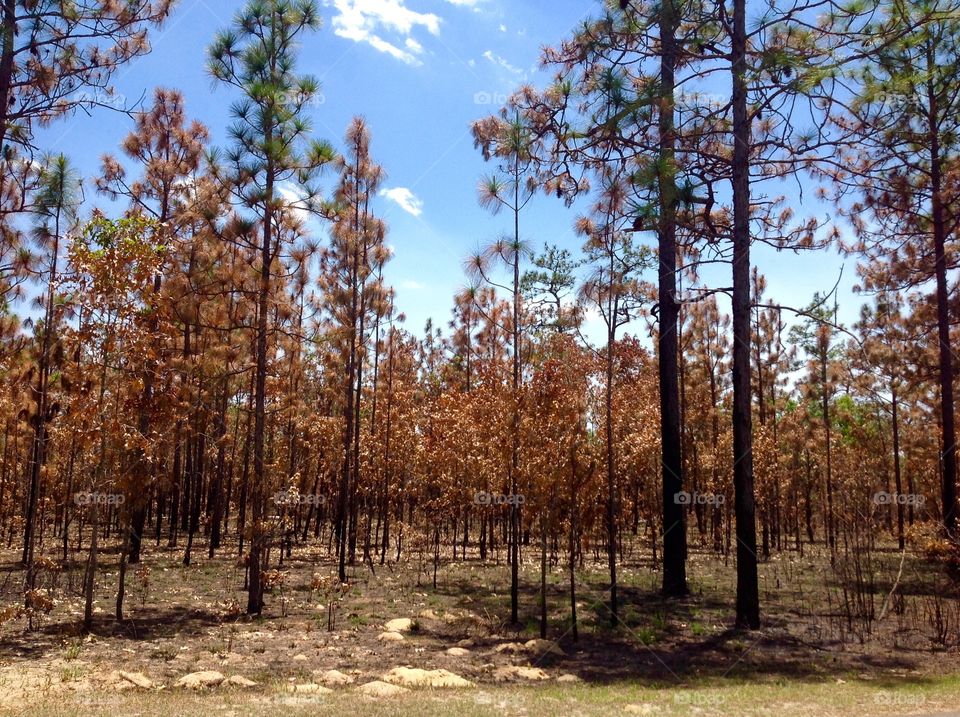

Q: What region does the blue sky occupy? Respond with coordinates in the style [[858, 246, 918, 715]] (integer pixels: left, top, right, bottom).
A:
[[36, 0, 861, 344]]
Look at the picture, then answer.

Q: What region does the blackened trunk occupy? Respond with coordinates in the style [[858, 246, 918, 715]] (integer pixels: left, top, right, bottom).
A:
[[658, 0, 687, 598], [731, 0, 760, 629]]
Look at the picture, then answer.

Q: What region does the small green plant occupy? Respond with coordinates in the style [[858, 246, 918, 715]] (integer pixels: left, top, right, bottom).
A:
[[347, 613, 368, 628], [59, 665, 84, 683], [64, 639, 82, 661], [634, 626, 658, 645]]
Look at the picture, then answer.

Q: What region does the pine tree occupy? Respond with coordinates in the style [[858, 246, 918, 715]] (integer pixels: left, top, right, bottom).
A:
[[208, 0, 334, 614]]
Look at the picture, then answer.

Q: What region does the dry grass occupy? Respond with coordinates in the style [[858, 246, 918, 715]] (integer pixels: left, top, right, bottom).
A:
[[1, 535, 959, 715]]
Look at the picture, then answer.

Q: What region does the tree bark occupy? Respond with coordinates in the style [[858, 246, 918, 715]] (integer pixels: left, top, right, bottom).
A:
[[731, 0, 760, 629], [658, 0, 687, 598]]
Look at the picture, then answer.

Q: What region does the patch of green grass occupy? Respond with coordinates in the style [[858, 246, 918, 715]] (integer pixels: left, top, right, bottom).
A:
[[206, 641, 228, 657], [633, 626, 659, 645], [347, 612, 368, 628], [63, 639, 83, 661], [58, 665, 85, 683], [17, 675, 960, 717]]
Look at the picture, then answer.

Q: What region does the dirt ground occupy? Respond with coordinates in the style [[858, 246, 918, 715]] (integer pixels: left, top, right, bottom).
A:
[[1, 536, 959, 715]]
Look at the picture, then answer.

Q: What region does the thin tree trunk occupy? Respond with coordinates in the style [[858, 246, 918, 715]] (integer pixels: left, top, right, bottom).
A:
[[658, 0, 687, 598], [731, 0, 760, 629]]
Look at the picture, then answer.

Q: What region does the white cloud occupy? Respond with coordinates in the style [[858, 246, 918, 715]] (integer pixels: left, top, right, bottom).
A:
[[444, 0, 485, 6], [330, 0, 440, 66], [368, 34, 420, 63], [380, 187, 424, 217], [482, 49, 525, 77], [277, 183, 312, 224], [401, 279, 426, 290]]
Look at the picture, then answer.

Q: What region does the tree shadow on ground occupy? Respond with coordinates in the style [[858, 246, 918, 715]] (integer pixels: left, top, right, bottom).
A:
[[0, 606, 230, 660]]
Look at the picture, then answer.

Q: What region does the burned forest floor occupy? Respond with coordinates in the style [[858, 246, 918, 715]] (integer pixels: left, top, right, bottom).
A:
[[1, 530, 960, 715]]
